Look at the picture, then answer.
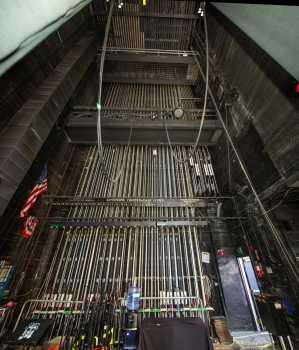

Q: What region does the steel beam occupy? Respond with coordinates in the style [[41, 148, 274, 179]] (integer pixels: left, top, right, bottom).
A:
[[48, 196, 209, 208], [72, 106, 215, 113], [41, 218, 209, 228], [94, 11, 197, 20], [102, 76, 196, 85], [104, 52, 194, 64], [66, 116, 222, 145]]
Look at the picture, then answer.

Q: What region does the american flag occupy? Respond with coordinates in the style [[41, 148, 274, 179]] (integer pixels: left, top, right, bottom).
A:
[[20, 165, 48, 218]]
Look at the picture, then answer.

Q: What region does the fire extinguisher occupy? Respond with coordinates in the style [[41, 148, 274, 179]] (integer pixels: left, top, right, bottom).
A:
[[255, 263, 265, 280]]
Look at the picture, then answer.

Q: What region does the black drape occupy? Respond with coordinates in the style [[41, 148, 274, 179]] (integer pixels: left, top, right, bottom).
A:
[[138, 318, 212, 350]]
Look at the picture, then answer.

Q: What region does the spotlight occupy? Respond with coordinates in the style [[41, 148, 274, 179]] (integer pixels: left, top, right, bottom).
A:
[[173, 107, 184, 119]]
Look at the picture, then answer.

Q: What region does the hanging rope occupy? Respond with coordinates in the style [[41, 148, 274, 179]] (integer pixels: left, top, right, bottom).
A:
[[165, 12, 209, 163], [96, 0, 133, 183]]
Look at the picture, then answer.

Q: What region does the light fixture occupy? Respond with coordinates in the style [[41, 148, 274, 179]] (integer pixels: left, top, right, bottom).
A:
[[217, 249, 225, 257], [198, 2, 205, 16], [173, 107, 184, 119], [197, 9, 204, 16]]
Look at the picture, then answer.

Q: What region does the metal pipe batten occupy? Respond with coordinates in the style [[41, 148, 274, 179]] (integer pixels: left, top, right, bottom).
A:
[[16, 145, 218, 341]]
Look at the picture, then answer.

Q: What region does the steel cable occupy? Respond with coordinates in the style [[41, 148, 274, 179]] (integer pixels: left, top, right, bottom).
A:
[[193, 54, 299, 284], [165, 13, 209, 163], [96, 0, 134, 183]]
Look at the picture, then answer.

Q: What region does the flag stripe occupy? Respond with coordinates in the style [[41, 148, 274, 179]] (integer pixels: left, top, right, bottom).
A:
[[26, 184, 47, 203], [20, 165, 47, 218], [26, 180, 47, 197], [20, 187, 47, 217], [23, 180, 47, 202], [22, 185, 47, 207]]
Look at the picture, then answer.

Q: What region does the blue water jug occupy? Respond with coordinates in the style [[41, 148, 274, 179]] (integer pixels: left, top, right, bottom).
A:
[[127, 287, 141, 311]]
